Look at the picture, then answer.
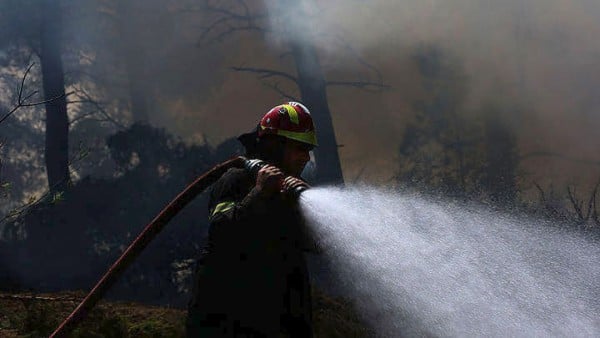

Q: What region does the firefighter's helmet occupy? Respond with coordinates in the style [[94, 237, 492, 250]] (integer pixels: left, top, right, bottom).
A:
[[258, 102, 318, 147]]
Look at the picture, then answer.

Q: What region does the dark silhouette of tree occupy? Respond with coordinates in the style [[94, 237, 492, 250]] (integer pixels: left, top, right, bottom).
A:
[[1, 122, 244, 304], [40, 0, 70, 193], [566, 181, 600, 227], [0, 64, 66, 125], [397, 45, 475, 196], [397, 45, 519, 203], [0, 0, 70, 193], [532, 180, 600, 231], [289, 37, 343, 185], [0, 63, 70, 225]]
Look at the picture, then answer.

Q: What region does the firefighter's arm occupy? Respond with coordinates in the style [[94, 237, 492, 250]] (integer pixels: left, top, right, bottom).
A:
[[209, 187, 270, 224], [209, 166, 283, 228], [208, 191, 267, 250]]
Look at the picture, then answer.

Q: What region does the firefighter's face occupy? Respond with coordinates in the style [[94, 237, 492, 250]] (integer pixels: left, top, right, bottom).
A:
[[281, 139, 312, 177]]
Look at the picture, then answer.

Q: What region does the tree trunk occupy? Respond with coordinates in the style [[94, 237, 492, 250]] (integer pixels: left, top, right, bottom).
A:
[[291, 41, 344, 185], [41, 0, 70, 193]]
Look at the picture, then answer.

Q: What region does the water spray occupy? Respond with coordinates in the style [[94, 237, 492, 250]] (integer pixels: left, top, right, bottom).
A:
[[53, 155, 598, 337], [50, 156, 306, 337], [300, 187, 600, 337]]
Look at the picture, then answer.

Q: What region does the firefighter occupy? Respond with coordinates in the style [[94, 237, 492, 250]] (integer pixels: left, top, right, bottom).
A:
[[186, 102, 318, 338]]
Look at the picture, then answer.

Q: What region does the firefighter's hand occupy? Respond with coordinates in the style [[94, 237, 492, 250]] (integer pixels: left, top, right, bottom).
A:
[[281, 176, 309, 195], [255, 165, 284, 196]]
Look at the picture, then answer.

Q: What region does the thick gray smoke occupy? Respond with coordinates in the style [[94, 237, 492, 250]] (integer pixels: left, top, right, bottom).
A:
[[301, 187, 600, 337], [14, 0, 597, 186], [259, 0, 600, 185]]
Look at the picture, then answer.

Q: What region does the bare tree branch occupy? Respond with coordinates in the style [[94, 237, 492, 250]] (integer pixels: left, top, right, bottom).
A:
[[235, 0, 252, 19], [198, 3, 266, 21], [330, 34, 386, 85], [68, 110, 103, 125], [0, 63, 71, 125], [190, 0, 269, 45], [326, 80, 390, 92], [0, 141, 90, 227], [263, 82, 299, 102], [231, 66, 298, 85], [193, 0, 391, 114], [0, 65, 79, 229], [564, 180, 600, 226], [198, 16, 234, 42], [532, 181, 563, 218], [585, 181, 598, 221], [197, 21, 268, 45], [352, 166, 367, 184], [593, 187, 600, 226], [213, 24, 266, 43], [567, 186, 585, 222], [533, 181, 546, 203], [67, 87, 126, 129]]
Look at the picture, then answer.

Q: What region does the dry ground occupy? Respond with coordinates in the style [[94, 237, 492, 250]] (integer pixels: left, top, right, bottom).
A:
[[0, 290, 370, 337]]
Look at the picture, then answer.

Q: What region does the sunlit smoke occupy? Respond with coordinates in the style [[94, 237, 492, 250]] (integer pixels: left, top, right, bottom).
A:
[[301, 187, 600, 337]]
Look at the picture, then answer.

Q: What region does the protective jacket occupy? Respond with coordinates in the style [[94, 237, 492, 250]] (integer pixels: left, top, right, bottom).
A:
[[187, 168, 314, 338]]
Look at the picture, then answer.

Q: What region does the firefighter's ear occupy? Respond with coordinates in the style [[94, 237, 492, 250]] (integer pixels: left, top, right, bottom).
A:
[[238, 125, 260, 156]]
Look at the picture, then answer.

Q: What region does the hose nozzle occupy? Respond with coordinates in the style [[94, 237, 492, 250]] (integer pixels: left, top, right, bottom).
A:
[[243, 158, 268, 177], [242, 158, 310, 198]]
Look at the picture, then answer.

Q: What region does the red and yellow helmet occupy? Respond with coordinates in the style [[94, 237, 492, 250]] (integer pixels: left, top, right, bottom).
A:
[[258, 102, 318, 147]]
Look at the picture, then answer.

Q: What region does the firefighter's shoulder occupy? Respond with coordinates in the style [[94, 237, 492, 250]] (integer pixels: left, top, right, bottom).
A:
[[210, 167, 253, 198], [217, 167, 252, 186]]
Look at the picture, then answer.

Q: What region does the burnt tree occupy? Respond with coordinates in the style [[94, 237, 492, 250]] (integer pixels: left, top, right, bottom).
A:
[[0, 0, 71, 193], [289, 34, 343, 185], [41, 0, 70, 193]]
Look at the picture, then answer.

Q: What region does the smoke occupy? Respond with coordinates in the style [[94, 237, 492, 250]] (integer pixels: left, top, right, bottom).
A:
[[63, 0, 228, 117], [301, 186, 600, 337], [257, 0, 600, 185], [64, 0, 600, 188], [3, 0, 600, 195]]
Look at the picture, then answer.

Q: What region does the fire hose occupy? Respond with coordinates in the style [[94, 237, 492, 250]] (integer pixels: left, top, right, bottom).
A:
[[50, 156, 309, 337]]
